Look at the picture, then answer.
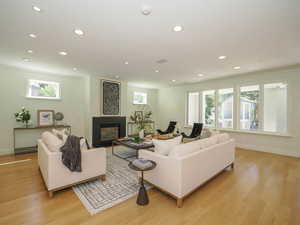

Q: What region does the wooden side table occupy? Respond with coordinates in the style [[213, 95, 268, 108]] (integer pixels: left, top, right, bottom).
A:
[[128, 160, 157, 205]]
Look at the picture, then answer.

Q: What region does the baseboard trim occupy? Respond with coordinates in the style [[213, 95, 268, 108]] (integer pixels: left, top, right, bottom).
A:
[[0, 148, 13, 156], [0, 159, 32, 166], [236, 143, 300, 158]]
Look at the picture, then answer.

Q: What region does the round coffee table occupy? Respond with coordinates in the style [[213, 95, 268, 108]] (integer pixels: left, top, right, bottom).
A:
[[128, 160, 157, 206]]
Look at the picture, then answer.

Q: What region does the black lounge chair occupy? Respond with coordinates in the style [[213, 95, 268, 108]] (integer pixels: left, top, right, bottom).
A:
[[181, 123, 203, 139], [157, 121, 177, 135]]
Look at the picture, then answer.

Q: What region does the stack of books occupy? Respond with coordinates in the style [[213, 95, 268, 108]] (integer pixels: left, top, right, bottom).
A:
[[132, 158, 153, 169]]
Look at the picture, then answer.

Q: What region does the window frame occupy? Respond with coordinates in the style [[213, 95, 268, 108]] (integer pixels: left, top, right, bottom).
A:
[[26, 79, 61, 100], [186, 91, 201, 126]]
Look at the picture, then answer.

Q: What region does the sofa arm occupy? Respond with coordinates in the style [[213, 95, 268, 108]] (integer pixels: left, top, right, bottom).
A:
[[139, 150, 183, 197]]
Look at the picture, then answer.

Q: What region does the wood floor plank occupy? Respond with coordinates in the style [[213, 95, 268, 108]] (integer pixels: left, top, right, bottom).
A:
[[0, 148, 299, 225]]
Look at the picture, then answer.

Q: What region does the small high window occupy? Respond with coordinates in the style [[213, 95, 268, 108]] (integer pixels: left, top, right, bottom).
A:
[[133, 92, 147, 104], [27, 80, 61, 100]]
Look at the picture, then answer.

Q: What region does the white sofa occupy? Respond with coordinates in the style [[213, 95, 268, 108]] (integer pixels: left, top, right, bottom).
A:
[[139, 134, 235, 207], [38, 138, 106, 197]]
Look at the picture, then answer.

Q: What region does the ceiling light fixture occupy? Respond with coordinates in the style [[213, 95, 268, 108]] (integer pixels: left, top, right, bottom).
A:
[[29, 33, 37, 38], [173, 26, 183, 32], [124, 61, 129, 65], [59, 51, 68, 56], [32, 6, 41, 12], [115, 75, 120, 79], [23, 58, 31, 62], [198, 74, 204, 77], [74, 29, 84, 36], [27, 50, 33, 54], [155, 70, 159, 73], [233, 66, 241, 70], [73, 67, 77, 71], [172, 79, 176, 82], [218, 55, 226, 60]]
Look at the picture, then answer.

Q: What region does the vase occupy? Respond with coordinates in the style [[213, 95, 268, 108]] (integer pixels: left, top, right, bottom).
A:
[[139, 129, 144, 139]]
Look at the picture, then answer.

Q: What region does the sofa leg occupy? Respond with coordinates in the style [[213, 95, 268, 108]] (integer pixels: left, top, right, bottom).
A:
[[48, 190, 54, 198], [231, 163, 234, 170], [177, 198, 183, 208], [100, 175, 106, 181]]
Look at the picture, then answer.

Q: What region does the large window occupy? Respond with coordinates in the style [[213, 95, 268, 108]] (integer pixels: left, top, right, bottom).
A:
[[240, 85, 260, 130], [203, 90, 216, 128], [263, 83, 287, 133], [133, 92, 147, 104], [218, 88, 233, 129], [187, 92, 200, 126], [27, 80, 60, 100], [186, 81, 288, 135]]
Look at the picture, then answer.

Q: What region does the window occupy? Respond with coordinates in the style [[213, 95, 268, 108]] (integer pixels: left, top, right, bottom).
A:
[[187, 92, 200, 126], [27, 80, 60, 100], [203, 90, 216, 127], [133, 92, 147, 104], [263, 83, 287, 133], [240, 85, 259, 130], [218, 88, 233, 129]]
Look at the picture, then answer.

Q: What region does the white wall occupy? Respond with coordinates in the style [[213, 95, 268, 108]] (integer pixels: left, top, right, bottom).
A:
[[157, 66, 300, 157], [0, 65, 87, 155]]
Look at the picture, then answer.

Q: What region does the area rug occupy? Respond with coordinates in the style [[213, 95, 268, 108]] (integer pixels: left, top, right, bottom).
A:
[[73, 148, 150, 215]]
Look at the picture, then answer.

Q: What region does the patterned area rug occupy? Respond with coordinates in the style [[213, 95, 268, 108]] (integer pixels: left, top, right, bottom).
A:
[[73, 148, 150, 215]]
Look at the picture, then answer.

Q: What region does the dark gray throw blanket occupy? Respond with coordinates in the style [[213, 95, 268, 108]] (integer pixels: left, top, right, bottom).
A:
[[60, 135, 82, 172]]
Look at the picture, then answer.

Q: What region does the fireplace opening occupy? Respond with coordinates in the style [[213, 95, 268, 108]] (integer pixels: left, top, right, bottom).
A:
[[101, 127, 119, 141]]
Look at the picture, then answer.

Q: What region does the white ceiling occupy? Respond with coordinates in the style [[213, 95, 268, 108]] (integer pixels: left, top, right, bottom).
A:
[[0, 0, 299, 88]]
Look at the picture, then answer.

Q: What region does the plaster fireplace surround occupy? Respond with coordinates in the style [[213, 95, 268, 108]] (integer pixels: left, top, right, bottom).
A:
[[92, 117, 126, 147]]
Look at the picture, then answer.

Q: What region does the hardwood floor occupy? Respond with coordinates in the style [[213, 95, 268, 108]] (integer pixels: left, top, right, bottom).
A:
[[0, 148, 299, 225]]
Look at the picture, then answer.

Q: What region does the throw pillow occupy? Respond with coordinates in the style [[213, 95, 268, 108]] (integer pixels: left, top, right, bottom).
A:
[[152, 135, 182, 156], [41, 131, 63, 152]]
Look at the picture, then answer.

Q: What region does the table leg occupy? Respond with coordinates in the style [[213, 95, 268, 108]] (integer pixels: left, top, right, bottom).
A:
[[137, 171, 149, 205]]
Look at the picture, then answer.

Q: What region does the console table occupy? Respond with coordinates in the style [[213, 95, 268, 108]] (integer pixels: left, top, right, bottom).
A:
[[13, 125, 71, 155]]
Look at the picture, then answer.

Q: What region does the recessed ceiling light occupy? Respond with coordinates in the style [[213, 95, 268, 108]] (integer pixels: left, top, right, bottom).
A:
[[115, 75, 120, 79], [124, 61, 129, 65], [198, 74, 204, 77], [27, 50, 33, 54], [59, 51, 68, 56], [32, 6, 41, 12], [155, 70, 159, 73], [74, 29, 84, 36], [23, 58, 31, 62], [173, 26, 183, 32], [172, 79, 176, 82], [73, 67, 77, 71], [233, 66, 241, 70], [29, 33, 37, 38], [218, 55, 226, 60]]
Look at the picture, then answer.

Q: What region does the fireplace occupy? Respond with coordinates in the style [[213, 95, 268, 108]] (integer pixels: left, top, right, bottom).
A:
[[92, 117, 126, 147]]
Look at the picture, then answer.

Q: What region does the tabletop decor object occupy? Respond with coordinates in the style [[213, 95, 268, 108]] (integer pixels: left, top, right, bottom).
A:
[[14, 107, 31, 128]]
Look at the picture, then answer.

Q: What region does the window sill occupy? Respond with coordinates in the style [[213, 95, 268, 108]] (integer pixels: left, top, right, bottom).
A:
[[26, 96, 61, 101], [217, 129, 292, 137], [184, 125, 292, 137]]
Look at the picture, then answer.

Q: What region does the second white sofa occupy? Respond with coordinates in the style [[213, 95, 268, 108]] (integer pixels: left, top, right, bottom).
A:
[[139, 133, 235, 207]]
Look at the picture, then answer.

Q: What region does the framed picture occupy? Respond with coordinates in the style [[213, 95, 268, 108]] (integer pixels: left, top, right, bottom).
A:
[[135, 111, 143, 119], [101, 80, 121, 116], [37, 110, 55, 127]]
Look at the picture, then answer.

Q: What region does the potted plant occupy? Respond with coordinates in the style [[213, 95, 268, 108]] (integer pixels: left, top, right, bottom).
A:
[[130, 109, 152, 138], [14, 107, 31, 128]]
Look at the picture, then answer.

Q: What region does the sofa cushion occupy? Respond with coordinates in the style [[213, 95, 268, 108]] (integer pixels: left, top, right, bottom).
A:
[[169, 139, 203, 158], [217, 133, 230, 143], [42, 131, 63, 152], [197, 135, 218, 149], [152, 135, 182, 156]]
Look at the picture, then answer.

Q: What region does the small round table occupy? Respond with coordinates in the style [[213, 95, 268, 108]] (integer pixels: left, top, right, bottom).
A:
[[128, 160, 157, 206]]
